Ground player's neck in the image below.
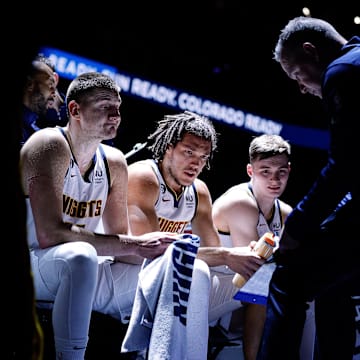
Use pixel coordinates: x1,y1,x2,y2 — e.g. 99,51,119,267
64,126,98,175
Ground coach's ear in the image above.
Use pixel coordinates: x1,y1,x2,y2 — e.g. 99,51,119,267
303,42,319,61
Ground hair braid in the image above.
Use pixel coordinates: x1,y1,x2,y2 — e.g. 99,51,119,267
147,111,218,169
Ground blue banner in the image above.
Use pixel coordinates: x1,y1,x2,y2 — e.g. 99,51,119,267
41,47,329,150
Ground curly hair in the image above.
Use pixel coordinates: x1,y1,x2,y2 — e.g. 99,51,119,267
147,111,218,169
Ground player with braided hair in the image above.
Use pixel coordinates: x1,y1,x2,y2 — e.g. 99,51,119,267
127,111,265,356
147,110,217,170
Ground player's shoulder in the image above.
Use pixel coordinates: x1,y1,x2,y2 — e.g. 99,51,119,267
21,127,67,155
278,199,293,215
213,182,256,212
128,159,154,173
100,144,128,175
128,159,158,183
28,126,64,142
218,182,251,201
128,158,152,169
193,177,210,192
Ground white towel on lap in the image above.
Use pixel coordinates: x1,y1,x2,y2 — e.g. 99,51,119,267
121,234,200,359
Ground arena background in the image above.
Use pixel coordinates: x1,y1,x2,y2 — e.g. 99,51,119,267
4,1,359,357
15,1,359,207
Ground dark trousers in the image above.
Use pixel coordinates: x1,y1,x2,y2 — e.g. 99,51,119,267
256,227,360,360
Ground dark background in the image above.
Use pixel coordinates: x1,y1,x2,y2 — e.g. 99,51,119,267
16,1,359,207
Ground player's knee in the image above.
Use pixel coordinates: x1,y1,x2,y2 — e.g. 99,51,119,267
192,258,211,291
59,242,98,277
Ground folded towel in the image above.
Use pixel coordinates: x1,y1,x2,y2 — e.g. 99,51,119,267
121,234,200,359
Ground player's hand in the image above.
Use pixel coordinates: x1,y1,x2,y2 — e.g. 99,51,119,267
226,246,265,280
133,232,178,259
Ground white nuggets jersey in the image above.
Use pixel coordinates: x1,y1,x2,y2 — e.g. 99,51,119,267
218,182,283,247
144,159,198,233
26,127,110,250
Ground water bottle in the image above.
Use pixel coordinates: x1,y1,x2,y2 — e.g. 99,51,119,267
232,232,277,288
